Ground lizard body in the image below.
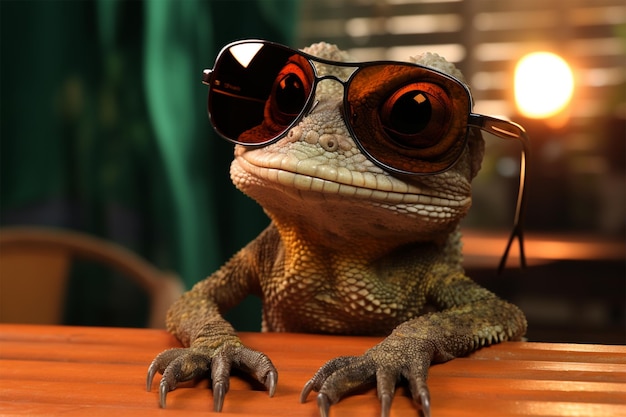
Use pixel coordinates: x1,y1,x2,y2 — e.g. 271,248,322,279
148,41,527,417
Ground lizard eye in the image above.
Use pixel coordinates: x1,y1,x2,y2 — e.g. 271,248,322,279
380,83,453,149
268,61,313,128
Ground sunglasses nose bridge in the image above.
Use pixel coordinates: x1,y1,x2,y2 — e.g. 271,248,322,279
313,74,348,94
304,74,348,116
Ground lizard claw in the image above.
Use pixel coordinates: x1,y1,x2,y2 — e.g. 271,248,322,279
266,370,278,397
316,393,331,417
146,361,158,392
159,379,170,408
300,379,316,403
213,381,227,412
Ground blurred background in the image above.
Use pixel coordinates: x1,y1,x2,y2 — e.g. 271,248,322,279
1,0,624,343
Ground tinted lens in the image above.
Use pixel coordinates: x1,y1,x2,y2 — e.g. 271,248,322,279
347,64,472,174
208,42,315,145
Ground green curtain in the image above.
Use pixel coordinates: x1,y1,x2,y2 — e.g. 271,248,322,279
0,0,300,328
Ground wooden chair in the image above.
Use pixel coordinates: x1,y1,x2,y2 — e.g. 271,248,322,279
0,226,184,328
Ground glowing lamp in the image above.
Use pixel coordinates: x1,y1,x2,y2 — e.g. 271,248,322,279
514,52,574,119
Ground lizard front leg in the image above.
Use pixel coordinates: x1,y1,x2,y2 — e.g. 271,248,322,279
146,299,277,411
301,272,527,417
147,227,280,411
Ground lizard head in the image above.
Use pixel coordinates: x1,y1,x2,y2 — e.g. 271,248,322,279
229,42,484,247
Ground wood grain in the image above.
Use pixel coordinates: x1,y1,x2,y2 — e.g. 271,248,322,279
0,324,624,416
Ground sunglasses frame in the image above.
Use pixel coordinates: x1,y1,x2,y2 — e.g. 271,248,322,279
202,39,530,271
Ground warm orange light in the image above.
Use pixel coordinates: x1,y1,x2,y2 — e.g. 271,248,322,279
514,52,574,119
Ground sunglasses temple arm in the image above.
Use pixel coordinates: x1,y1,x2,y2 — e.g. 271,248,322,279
469,114,530,273
499,145,528,273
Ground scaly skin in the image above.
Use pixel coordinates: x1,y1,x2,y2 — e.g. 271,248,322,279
147,42,527,416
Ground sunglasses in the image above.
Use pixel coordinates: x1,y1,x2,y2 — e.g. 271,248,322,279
202,39,530,271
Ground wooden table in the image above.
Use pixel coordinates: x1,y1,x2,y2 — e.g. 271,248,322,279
1,324,625,416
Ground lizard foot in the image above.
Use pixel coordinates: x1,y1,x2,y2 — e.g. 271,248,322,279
147,343,277,411
300,341,432,417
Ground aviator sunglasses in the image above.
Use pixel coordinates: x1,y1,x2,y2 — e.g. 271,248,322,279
202,39,530,271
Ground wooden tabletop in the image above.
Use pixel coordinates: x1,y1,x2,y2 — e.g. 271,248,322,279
1,324,625,417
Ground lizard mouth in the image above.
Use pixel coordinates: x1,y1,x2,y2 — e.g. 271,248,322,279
232,150,471,211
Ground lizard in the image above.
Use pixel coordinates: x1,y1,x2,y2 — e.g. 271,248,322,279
147,40,528,417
